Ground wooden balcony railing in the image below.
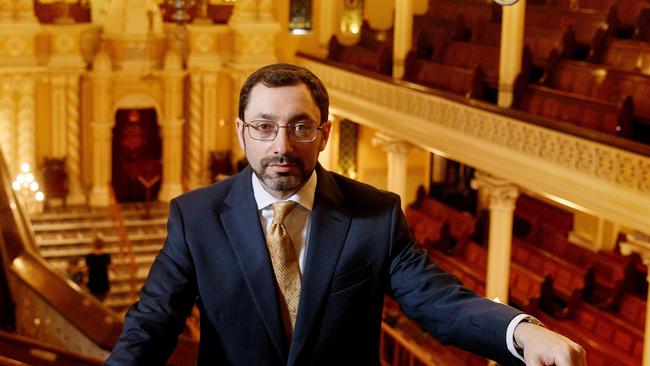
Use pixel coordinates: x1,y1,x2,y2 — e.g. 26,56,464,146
297,53,650,234
380,322,439,366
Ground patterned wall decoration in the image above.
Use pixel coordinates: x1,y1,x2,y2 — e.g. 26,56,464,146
338,119,359,178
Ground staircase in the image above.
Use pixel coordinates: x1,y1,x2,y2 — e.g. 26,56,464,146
30,202,169,315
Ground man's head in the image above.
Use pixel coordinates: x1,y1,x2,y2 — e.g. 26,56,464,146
238,63,329,125
236,64,331,199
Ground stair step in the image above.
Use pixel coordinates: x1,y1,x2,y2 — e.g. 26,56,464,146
33,217,167,232
35,232,166,247
30,203,171,317
31,204,169,222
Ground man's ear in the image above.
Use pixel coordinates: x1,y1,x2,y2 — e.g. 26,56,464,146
235,118,245,150
319,121,332,152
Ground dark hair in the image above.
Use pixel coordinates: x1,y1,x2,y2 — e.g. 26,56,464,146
92,238,104,250
238,63,329,124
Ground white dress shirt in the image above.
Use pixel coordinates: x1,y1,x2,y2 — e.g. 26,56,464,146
251,171,529,362
252,171,317,273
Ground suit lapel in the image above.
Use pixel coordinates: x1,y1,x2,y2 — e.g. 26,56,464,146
220,168,289,362
288,166,351,365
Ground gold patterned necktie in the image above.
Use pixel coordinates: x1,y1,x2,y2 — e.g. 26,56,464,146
266,201,301,338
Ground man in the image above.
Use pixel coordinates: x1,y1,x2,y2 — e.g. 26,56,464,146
107,64,586,365
85,238,113,302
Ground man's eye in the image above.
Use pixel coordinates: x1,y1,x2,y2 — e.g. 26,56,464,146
255,123,274,131
293,123,311,131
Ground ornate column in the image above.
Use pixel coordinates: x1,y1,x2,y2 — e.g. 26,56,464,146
66,74,85,204
429,152,447,196
187,23,227,185
318,115,339,171
201,73,219,184
186,73,203,190
50,75,68,158
0,78,16,172
230,0,256,22
392,0,413,79
620,232,650,366
471,171,519,303
431,153,447,183
372,132,413,210
228,3,280,65
227,0,280,162
16,76,35,172
258,0,274,21
158,48,185,202
0,0,14,23
15,0,37,23
497,1,526,107
89,50,113,207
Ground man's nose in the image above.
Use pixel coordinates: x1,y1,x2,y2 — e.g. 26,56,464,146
272,126,294,154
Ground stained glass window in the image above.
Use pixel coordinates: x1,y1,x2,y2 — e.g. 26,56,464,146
340,0,363,34
289,0,312,34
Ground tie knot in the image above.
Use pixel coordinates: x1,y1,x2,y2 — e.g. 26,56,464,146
271,201,297,225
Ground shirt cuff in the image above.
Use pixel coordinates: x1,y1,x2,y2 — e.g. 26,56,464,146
506,313,531,363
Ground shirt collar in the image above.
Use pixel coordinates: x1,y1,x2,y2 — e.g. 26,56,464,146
252,170,317,211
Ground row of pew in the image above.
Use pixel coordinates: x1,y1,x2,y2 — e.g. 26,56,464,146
328,0,649,77
405,190,647,366
327,0,650,143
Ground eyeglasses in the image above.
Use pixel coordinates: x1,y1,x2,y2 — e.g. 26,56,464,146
242,120,324,142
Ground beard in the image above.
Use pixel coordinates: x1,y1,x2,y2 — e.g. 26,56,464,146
252,154,313,193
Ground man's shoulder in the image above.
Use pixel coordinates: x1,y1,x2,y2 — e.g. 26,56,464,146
172,171,245,209
325,170,400,208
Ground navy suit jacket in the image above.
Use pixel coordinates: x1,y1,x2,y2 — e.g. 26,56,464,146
106,165,524,366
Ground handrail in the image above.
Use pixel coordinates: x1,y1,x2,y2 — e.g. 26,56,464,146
108,188,138,304
0,152,123,348
0,355,27,366
0,149,198,365
0,330,102,366
0,148,199,363
380,322,439,366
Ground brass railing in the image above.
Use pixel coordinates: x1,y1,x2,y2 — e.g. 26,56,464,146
109,189,139,303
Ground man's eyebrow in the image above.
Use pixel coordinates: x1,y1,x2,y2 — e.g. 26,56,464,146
251,113,275,120
288,113,316,123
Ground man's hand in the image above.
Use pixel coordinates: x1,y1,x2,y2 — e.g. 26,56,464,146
514,321,586,366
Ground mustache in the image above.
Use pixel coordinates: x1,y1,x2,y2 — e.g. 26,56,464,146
260,155,303,167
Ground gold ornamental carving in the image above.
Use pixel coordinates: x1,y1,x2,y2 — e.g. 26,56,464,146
53,33,76,54
194,33,215,54
4,36,27,57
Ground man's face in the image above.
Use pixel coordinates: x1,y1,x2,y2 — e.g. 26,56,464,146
236,83,331,199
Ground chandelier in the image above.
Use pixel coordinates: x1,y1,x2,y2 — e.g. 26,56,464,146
12,163,45,214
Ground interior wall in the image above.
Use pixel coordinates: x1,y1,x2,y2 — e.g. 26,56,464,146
364,0,394,30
